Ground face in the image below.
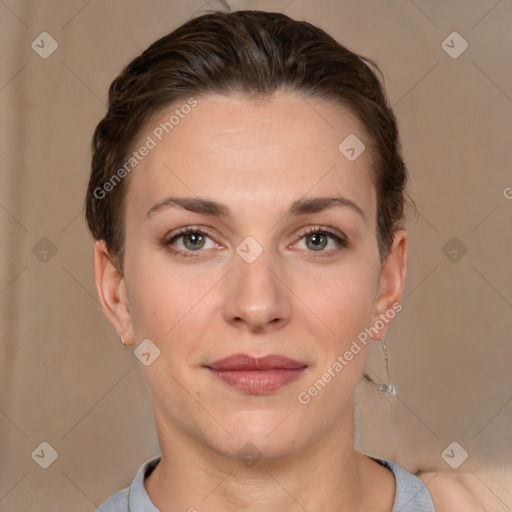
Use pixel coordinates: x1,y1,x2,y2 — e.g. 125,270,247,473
95,91,407,463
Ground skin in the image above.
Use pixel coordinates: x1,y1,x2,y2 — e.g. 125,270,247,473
94,91,408,511
416,470,511,511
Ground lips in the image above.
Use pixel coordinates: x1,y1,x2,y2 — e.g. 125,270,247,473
207,354,307,371
205,354,307,395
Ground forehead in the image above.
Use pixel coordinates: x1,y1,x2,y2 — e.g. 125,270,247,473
124,91,376,222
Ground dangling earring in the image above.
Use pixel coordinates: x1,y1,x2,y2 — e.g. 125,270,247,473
378,335,397,396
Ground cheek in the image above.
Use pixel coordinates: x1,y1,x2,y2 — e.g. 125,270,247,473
126,251,219,346
125,224,380,347
294,267,376,404
292,257,379,340
326,274,376,337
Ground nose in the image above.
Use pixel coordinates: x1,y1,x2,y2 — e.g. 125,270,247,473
222,244,292,333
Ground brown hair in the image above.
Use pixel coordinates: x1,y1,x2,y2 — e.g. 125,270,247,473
85,9,413,272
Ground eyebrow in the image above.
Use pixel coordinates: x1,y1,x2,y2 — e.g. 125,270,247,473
146,195,366,222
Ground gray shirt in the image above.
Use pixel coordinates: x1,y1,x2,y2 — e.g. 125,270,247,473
96,455,435,511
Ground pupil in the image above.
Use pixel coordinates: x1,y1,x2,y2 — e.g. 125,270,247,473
185,233,204,250
308,233,326,251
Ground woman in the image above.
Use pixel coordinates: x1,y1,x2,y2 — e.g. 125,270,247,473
85,8,482,512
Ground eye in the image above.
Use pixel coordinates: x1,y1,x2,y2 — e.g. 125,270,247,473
164,225,347,259
293,226,347,254
164,227,218,258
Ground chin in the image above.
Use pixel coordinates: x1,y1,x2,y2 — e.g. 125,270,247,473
210,410,307,463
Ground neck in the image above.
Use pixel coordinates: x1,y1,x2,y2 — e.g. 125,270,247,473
144,410,386,512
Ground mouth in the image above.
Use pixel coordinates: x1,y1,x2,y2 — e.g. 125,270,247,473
204,353,308,395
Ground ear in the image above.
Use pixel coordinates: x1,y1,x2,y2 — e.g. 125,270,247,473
94,240,135,345
370,229,407,340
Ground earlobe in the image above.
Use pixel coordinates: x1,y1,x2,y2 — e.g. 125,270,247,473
93,240,135,345
371,230,408,339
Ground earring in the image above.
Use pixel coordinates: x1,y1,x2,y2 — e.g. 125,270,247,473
378,335,397,396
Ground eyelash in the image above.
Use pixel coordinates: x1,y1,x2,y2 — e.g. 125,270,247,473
163,225,347,259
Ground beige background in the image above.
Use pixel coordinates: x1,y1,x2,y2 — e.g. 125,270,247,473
0,0,511,510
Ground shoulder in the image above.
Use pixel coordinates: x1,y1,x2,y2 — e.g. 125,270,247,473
368,456,435,511
95,455,162,512
96,487,129,512
415,470,504,512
